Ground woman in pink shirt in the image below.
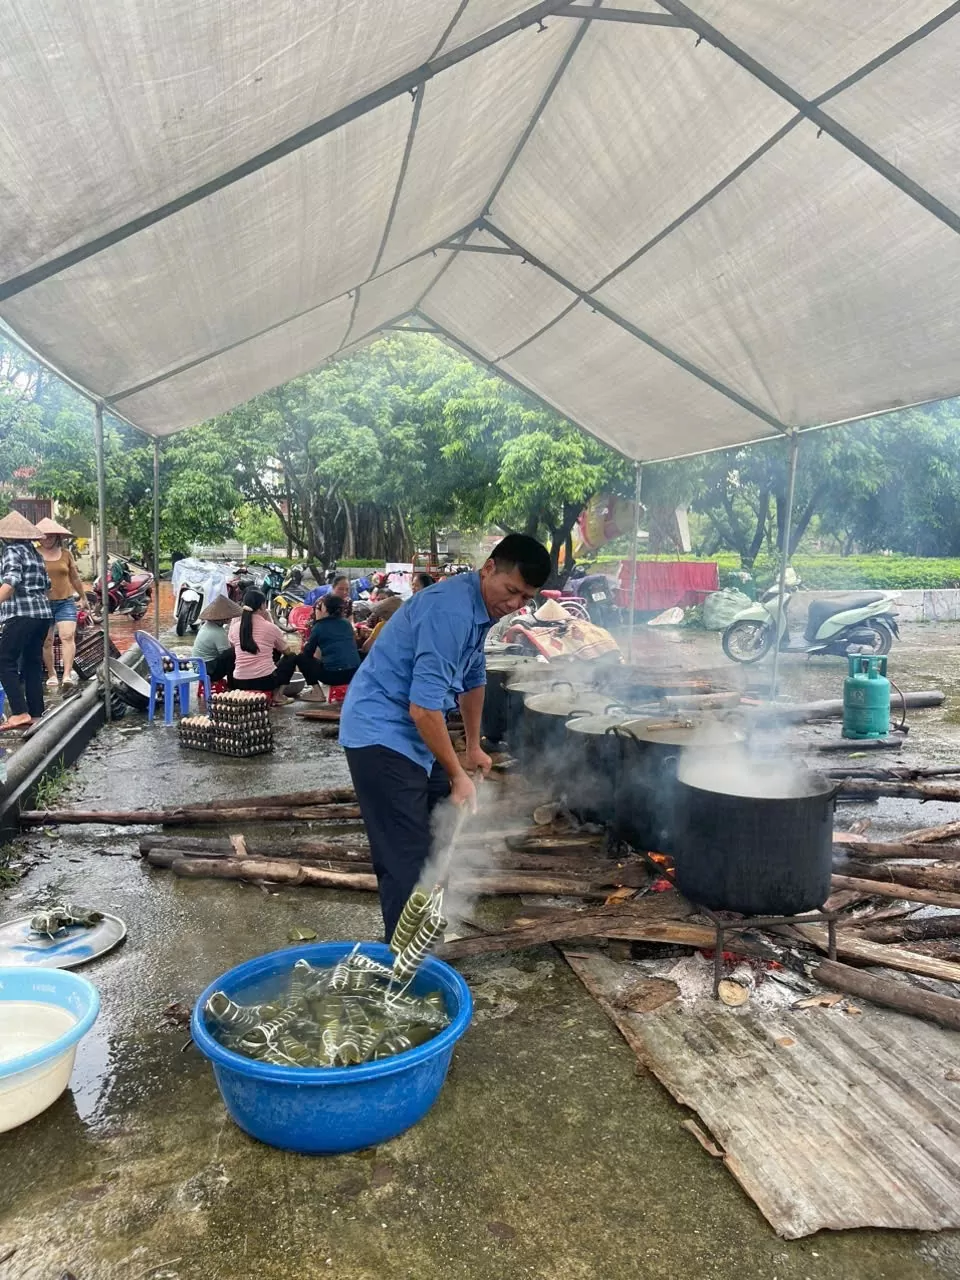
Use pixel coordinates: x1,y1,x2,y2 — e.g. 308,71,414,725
227,590,299,704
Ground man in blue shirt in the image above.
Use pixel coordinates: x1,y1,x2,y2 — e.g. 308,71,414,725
340,534,551,939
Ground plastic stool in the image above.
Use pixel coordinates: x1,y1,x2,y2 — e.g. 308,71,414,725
326,684,349,705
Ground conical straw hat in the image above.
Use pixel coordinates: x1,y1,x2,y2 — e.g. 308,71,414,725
200,593,243,622
36,516,73,536
0,509,43,540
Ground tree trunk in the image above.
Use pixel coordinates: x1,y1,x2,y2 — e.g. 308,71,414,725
742,487,769,571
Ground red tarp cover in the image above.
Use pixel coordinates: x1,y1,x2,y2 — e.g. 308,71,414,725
615,561,719,612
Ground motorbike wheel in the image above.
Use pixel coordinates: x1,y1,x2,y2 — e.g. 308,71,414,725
272,601,296,632
847,621,893,657
175,608,188,636
722,620,773,664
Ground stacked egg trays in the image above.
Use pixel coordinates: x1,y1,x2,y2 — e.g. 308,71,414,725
178,690,274,757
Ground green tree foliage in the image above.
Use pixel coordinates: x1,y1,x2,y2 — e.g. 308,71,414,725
210,333,628,571
0,337,243,561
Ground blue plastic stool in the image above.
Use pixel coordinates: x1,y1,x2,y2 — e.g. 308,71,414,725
133,631,211,726
0,684,5,722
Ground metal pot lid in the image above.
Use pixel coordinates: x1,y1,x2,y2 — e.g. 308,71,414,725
505,665,578,689
566,711,636,735
615,717,743,748
523,691,626,718
486,655,537,673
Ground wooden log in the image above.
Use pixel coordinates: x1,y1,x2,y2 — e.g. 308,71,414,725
160,855,606,898
832,841,960,862
193,787,355,811
830,873,960,911
20,803,362,826
836,779,960,803
440,914,719,960
811,959,960,1032
139,834,368,857
661,692,741,710
826,765,960,782
838,860,960,893
170,857,379,890
856,916,960,944
793,923,960,985
750,689,944,723
902,819,960,844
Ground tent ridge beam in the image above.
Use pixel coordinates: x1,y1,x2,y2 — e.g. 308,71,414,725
415,308,637,465
656,0,960,237
479,218,791,435
0,0,571,303
107,222,476,403
553,6,689,25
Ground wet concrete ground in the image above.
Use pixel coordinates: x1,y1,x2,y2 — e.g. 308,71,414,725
3,624,960,1277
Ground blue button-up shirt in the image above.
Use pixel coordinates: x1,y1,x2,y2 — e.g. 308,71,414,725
340,571,491,773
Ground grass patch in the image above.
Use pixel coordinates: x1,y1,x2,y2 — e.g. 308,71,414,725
32,759,71,810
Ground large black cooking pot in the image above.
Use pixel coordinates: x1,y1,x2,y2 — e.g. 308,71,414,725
521,691,629,783
672,766,837,916
482,656,536,744
614,720,743,855
564,712,635,825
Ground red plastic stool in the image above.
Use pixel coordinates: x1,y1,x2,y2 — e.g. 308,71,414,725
327,684,349,704
198,678,229,704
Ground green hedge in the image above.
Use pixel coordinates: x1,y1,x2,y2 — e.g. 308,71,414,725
594,553,960,591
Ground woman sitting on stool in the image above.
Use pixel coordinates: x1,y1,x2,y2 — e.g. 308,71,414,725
192,593,242,682
299,594,361,694
227,589,299,705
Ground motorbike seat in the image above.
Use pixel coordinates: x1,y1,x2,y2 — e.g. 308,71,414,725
805,593,887,640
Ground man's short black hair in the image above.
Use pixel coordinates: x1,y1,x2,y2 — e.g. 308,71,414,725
413,571,434,590
488,534,551,587
323,594,346,619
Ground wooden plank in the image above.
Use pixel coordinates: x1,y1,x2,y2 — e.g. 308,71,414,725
563,950,960,1237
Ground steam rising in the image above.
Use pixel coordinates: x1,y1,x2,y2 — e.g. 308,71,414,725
416,783,500,933
678,739,820,799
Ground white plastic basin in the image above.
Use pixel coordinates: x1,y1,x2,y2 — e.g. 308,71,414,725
0,968,100,1132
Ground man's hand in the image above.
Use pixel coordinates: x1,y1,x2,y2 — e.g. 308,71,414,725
463,744,492,777
450,768,478,812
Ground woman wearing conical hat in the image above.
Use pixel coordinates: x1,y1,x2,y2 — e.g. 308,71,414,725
0,510,52,730
36,517,85,690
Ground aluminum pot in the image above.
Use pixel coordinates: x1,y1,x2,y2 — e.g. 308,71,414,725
502,670,589,755
521,691,630,783
564,712,636,825
672,767,836,915
613,719,743,855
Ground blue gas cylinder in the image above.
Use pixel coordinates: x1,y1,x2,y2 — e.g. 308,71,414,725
842,655,890,739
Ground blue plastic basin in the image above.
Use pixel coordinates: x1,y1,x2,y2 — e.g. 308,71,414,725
191,942,472,1154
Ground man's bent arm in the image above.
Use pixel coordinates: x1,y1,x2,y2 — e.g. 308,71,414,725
409,704,465,779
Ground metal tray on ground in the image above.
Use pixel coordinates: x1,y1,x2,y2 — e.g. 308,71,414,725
0,912,127,969
107,658,152,709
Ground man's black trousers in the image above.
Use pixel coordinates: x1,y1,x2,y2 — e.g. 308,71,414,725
344,744,450,941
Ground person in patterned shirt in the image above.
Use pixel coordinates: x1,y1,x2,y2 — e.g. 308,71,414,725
0,511,53,730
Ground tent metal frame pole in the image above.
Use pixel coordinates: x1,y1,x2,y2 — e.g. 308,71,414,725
769,433,799,702
152,438,161,638
93,401,112,722
627,461,643,662
554,6,687,23
656,0,960,239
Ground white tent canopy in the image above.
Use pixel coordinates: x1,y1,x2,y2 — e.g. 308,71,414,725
2,0,960,461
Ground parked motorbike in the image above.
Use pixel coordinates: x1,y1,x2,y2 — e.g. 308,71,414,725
566,567,620,628
174,575,208,636
272,568,308,631
721,571,900,663
87,557,153,621
226,563,258,604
